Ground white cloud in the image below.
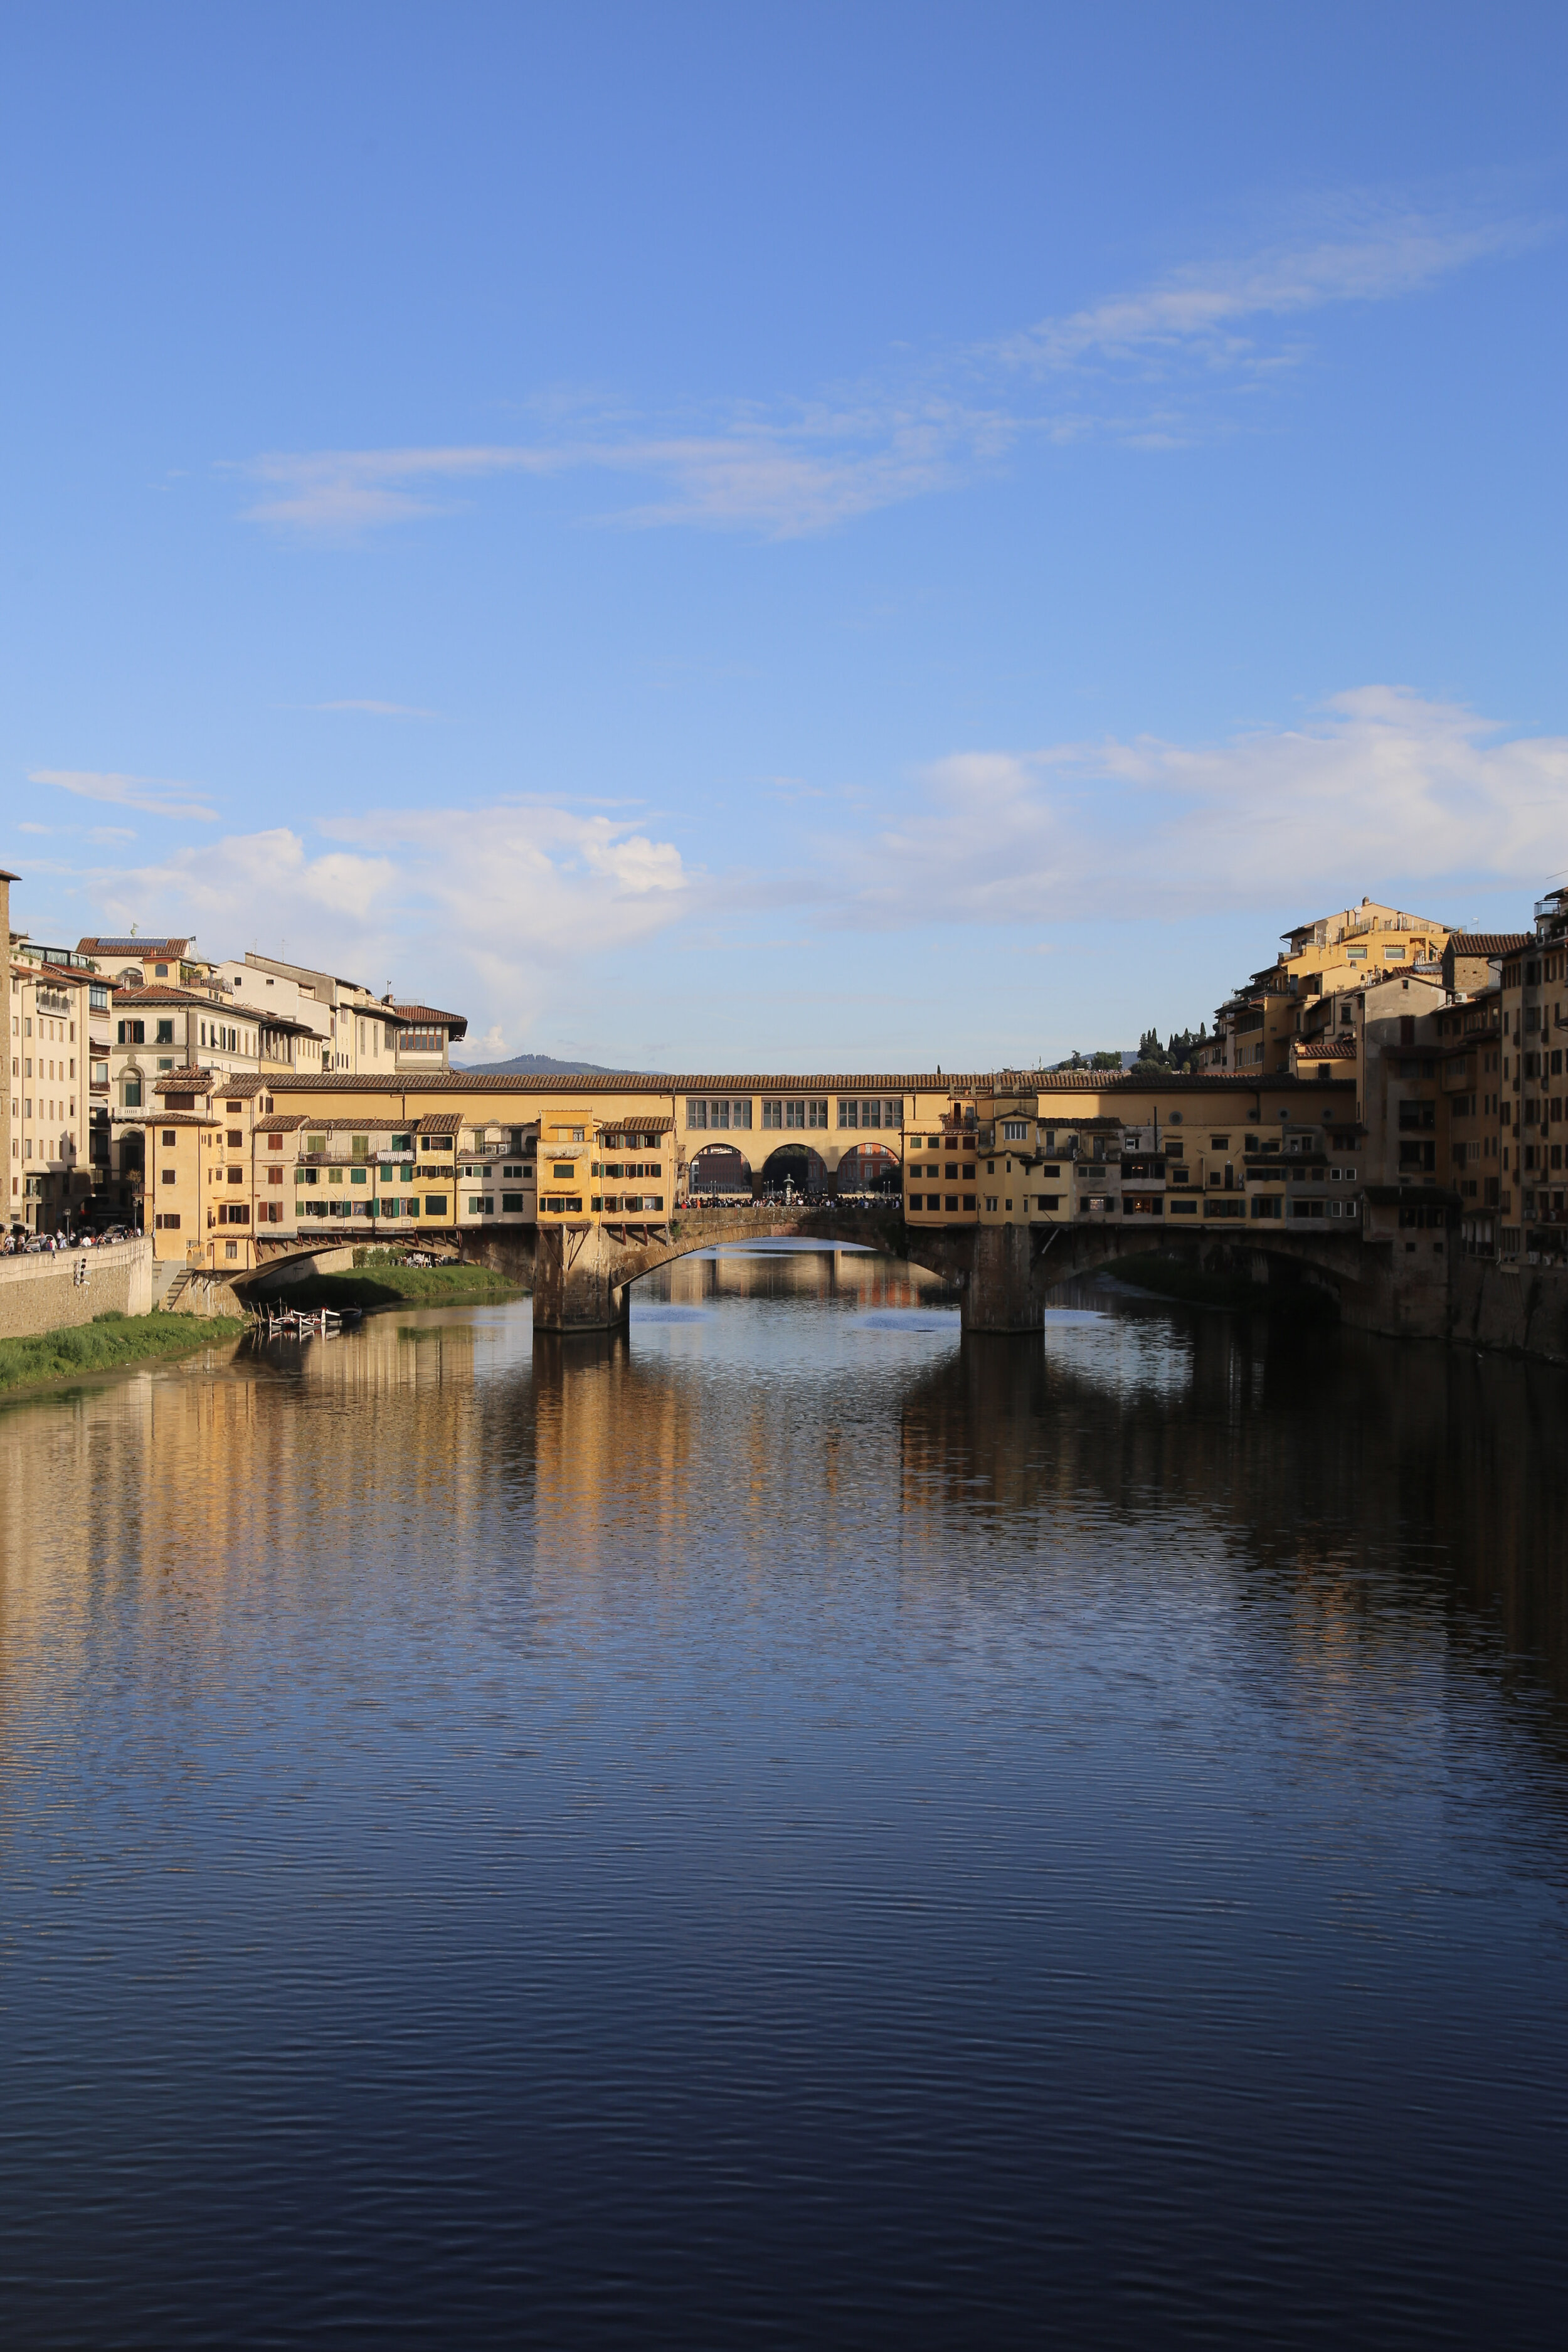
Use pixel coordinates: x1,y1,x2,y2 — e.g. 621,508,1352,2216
70,802,692,1057
31,768,218,822
234,193,1548,539
824,687,1568,928
17,820,50,835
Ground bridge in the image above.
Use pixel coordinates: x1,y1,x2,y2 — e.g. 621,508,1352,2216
220,1063,1438,1339
458,1202,1384,1335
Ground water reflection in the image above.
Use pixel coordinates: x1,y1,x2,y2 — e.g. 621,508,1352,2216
1,1250,1567,2346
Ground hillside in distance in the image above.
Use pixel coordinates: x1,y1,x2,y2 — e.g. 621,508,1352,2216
452,1051,644,1076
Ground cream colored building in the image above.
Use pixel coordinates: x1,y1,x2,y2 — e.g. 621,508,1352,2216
8,941,94,1234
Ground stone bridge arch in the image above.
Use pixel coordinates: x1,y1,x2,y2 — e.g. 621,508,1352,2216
459,1205,1379,1337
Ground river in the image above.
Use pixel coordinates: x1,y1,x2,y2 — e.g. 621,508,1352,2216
2,1242,1566,2346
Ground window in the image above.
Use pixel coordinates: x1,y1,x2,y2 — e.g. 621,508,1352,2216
501,1193,526,1213
762,1101,783,1130
424,1195,449,1216
351,1167,368,1185
117,1020,145,1045
154,1212,181,1231
160,1166,176,1185
89,983,109,1011
161,1128,176,1147
1209,1135,1229,1150
156,1020,175,1044
124,1079,142,1108
785,1100,805,1130
1002,1121,1028,1142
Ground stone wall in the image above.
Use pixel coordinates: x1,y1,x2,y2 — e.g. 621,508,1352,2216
1448,1258,1568,1365
0,1238,153,1341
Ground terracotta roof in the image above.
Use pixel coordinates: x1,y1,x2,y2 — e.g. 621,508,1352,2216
296,1115,416,1131
78,937,193,958
417,1111,464,1135
129,1111,219,1128
1446,933,1532,958
1296,1037,1357,1060
111,985,218,1007
154,1066,215,1092
255,1067,1353,1101
15,958,93,988
258,1115,307,1133
598,1115,673,1133
393,1004,470,1039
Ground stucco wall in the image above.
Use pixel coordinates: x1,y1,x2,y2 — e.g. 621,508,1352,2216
0,1237,153,1340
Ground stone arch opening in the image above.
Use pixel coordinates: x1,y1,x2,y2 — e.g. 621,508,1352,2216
835,1141,901,1198
758,1143,829,1200
687,1142,752,1200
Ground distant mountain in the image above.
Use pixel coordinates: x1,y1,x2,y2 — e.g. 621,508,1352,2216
452,1051,645,1076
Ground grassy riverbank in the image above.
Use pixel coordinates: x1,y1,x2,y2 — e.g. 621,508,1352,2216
1106,1250,1338,1320
277,1254,523,1315
0,1308,250,1397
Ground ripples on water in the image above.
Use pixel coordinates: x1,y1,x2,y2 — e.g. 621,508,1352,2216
2,1242,1567,2347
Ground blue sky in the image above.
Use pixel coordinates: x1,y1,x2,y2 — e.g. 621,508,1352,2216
3,4,1565,1067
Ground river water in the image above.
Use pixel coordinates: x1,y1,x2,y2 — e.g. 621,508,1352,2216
3,1243,1567,2348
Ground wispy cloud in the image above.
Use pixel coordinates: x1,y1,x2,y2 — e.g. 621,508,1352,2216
31,768,218,822
236,192,1548,540
991,198,1542,380
310,699,441,720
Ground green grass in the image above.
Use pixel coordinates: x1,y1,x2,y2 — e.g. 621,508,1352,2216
1107,1250,1338,1320
0,1309,250,1396
275,1259,522,1314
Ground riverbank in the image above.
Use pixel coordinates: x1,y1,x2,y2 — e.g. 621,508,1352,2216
0,1308,250,1398
278,1257,524,1315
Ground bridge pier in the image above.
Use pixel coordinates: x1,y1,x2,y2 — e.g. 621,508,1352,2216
532,1225,632,1333
960,1224,1043,1335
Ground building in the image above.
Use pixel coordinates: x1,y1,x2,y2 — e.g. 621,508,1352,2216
391,1003,469,1073
1497,895,1568,1264
8,939,95,1234
1,867,14,1222
242,953,407,1074
1202,899,1452,1076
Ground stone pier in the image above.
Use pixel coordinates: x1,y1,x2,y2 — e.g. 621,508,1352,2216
959,1223,1044,1335
531,1223,634,1333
